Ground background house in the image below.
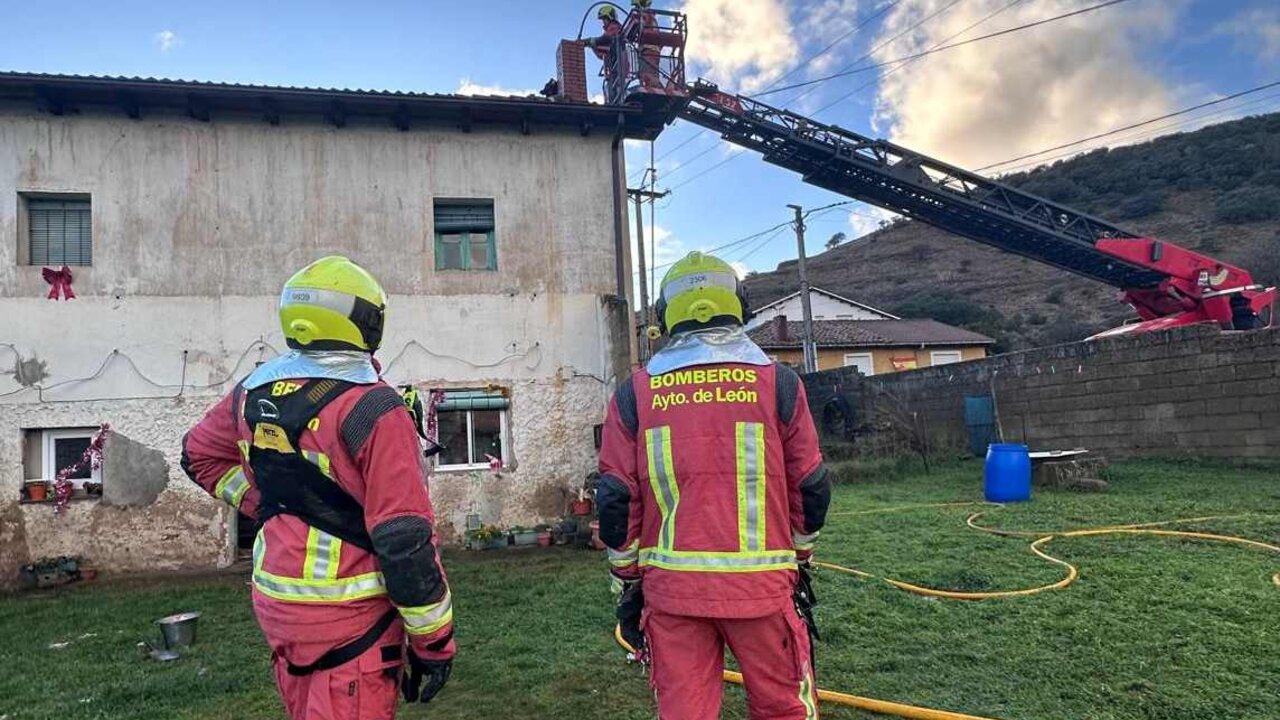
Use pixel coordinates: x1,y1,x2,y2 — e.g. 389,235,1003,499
0,72,659,585
746,286,898,329
749,315,994,375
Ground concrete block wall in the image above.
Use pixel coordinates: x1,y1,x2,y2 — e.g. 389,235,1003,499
802,325,1280,459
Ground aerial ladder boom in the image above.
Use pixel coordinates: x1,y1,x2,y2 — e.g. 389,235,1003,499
599,7,1276,337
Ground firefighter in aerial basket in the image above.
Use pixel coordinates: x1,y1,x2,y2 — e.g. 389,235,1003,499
597,251,832,719
182,256,455,718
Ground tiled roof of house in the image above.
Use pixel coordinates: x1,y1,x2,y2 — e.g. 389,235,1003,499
748,318,995,348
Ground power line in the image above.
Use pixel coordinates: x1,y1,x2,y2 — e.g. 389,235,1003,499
994,92,1280,175
979,79,1280,171
668,0,980,190
810,0,1026,116
758,0,1134,98
632,0,901,183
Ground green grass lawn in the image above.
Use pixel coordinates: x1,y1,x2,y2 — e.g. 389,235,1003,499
2,458,1278,720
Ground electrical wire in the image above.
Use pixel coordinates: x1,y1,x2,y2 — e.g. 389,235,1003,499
993,91,1280,175
665,0,971,187
631,0,902,184
978,79,1280,171
758,0,1135,98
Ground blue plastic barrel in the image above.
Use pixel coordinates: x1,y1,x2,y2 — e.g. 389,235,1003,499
984,443,1031,503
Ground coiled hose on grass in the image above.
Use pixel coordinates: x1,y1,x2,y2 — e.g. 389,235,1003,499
615,504,1280,718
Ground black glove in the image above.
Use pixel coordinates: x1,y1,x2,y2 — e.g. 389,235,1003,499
616,581,646,659
794,564,820,642
402,652,452,704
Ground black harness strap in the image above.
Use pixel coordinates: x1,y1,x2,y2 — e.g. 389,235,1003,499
286,609,399,676
243,378,376,553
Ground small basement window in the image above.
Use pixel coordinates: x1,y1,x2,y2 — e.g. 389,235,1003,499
22,194,92,266
22,428,102,499
434,389,509,471
434,199,496,271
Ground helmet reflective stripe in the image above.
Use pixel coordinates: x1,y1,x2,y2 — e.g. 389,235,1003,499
279,256,386,352
279,287,358,317
660,270,739,303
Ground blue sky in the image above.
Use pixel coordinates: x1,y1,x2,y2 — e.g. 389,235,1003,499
3,0,1278,287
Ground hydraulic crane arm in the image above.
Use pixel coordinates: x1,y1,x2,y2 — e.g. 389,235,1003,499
679,82,1165,290
594,6,1275,336
674,82,1275,336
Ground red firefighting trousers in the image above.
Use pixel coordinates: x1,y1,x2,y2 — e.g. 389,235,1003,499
269,620,404,720
645,609,819,720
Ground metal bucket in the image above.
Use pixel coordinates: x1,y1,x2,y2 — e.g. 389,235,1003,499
156,612,201,650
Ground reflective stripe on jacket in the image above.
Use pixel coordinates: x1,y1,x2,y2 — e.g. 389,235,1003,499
598,361,827,618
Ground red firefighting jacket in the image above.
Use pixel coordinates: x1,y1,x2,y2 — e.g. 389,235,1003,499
182,375,455,662
589,19,623,61
598,362,829,618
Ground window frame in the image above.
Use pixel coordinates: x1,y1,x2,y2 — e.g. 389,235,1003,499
434,407,510,472
842,352,875,376
930,350,963,366
432,198,497,271
37,428,102,486
19,192,93,267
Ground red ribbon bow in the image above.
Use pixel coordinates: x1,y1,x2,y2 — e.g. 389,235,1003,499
42,265,76,300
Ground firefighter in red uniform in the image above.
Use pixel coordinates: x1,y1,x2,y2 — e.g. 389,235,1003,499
631,0,662,89
583,5,623,63
598,251,831,719
182,256,455,719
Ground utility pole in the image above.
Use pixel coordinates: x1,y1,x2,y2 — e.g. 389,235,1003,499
788,204,818,374
629,187,669,360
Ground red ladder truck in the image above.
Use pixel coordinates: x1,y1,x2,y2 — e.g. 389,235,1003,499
594,6,1276,338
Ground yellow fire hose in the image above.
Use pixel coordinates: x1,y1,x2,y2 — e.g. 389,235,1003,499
613,503,1280,719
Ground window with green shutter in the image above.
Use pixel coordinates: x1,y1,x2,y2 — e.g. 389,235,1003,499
433,199,496,271
25,196,92,266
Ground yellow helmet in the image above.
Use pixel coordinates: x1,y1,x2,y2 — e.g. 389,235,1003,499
632,0,652,7
279,256,388,352
655,251,747,334
598,5,617,20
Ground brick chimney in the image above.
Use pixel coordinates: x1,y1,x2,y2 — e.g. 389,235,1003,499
556,40,589,103
773,314,789,342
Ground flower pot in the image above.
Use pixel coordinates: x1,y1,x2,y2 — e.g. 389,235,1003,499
512,531,540,547
570,499,593,516
25,482,49,502
84,482,103,497
537,531,552,547
483,537,506,550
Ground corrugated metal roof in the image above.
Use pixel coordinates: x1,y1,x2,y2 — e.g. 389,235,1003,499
749,318,995,348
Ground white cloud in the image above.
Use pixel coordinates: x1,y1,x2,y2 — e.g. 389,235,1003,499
155,30,180,53
455,78,538,97
846,205,897,238
870,0,1181,169
798,0,867,74
679,0,799,92
1215,7,1280,61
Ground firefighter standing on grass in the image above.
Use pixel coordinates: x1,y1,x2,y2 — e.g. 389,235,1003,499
182,256,455,719
597,251,832,719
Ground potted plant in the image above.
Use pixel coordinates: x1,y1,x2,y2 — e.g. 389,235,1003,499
84,482,103,497
511,526,540,547
535,524,553,547
466,525,506,551
24,481,49,502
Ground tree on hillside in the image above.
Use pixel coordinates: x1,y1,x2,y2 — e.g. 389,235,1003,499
825,232,846,250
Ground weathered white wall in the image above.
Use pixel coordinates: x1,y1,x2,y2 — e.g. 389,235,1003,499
746,290,894,329
0,106,626,585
